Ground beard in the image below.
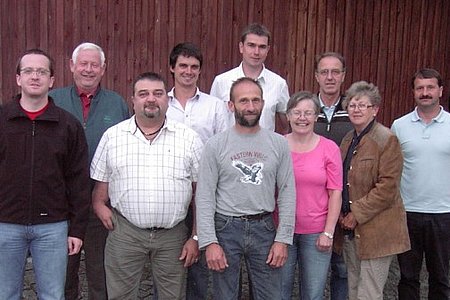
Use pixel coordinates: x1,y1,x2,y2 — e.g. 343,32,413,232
143,104,161,119
235,110,261,127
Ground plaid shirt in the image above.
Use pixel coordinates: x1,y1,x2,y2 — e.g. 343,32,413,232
91,116,203,228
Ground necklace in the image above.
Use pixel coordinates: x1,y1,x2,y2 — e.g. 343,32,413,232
136,119,165,137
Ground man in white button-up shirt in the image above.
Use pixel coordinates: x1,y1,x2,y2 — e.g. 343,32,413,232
210,23,290,134
91,72,203,300
167,42,229,144
165,43,229,300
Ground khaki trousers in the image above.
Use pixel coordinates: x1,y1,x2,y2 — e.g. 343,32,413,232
343,236,393,300
105,210,188,300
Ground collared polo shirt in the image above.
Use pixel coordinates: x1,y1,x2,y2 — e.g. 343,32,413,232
210,63,290,131
391,107,450,213
90,116,203,228
167,87,229,144
319,94,340,122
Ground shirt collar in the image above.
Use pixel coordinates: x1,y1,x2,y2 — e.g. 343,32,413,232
412,106,445,123
75,85,100,98
318,94,340,108
238,62,267,84
168,87,200,103
125,115,177,135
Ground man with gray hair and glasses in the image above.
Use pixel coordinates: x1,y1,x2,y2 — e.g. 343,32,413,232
314,51,353,300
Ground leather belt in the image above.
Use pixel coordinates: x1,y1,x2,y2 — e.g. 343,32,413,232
233,212,271,221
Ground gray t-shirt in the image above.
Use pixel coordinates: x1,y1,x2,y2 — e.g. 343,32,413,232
196,127,296,248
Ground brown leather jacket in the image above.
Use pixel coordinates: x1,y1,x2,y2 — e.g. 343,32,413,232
335,122,410,259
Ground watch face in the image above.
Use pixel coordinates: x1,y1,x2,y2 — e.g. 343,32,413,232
192,235,199,241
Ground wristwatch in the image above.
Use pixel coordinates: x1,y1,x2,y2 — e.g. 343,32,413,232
191,235,199,241
322,232,334,239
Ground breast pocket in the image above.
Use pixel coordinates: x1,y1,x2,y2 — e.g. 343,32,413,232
162,147,190,180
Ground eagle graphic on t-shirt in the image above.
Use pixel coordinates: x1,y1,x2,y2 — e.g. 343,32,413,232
232,160,264,185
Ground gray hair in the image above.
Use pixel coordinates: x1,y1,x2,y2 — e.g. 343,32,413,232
344,81,381,107
72,42,105,66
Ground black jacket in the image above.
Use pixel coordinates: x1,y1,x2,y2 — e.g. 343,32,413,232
314,97,353,145
0,97,90,239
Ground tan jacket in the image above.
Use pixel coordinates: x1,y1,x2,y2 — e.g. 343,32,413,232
335,122,410,260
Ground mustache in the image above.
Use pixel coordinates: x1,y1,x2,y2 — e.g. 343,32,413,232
419,96,433,100
144,103,159,108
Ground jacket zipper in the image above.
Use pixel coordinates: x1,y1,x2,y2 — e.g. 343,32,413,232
28,120,36,224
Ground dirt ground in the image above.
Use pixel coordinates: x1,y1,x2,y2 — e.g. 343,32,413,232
24,253,434,299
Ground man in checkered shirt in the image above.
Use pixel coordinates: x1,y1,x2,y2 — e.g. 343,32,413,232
90,72,203,300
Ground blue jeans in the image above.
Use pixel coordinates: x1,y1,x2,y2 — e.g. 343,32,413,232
212,213,281,300
0,221,68,300
330,251,348,300
281,233,331,300
187,250,209,299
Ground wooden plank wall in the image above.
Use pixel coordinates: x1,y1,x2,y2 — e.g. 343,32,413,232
1,0,449,126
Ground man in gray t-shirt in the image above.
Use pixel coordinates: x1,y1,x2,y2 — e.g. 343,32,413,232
196,77,295,299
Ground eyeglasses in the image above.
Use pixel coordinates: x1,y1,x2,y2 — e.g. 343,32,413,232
347,103,374,111
317,69,344,77
20,68,51,77
289,110,316,118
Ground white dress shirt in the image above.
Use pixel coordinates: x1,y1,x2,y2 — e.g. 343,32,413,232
210,63,290,131
167,87,229,144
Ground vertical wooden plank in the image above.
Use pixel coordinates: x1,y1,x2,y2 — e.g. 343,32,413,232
386,0,406,125
398,0,415,116
213,0,234,78
441,0,450,109
294,0,309,92
272,0,291,82
369,0,381,89
324,0,336,52
232,0,248,66
342,0,356,85
315,0,326,55
124,0,136,98
39,1,48,50
283,0,298,93
261,0,275,70
333,0,346,53
0,0,7,102
303,0,318,90
171,0,185,46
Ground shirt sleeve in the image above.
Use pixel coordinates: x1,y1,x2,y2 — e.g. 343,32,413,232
90,130,111,182
326,142,343,191
276,80,290,113
210,77,227,102
66,121,90,239
274,138,296,244
189,132,204,182
196,139,221,249
214,100,231,134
